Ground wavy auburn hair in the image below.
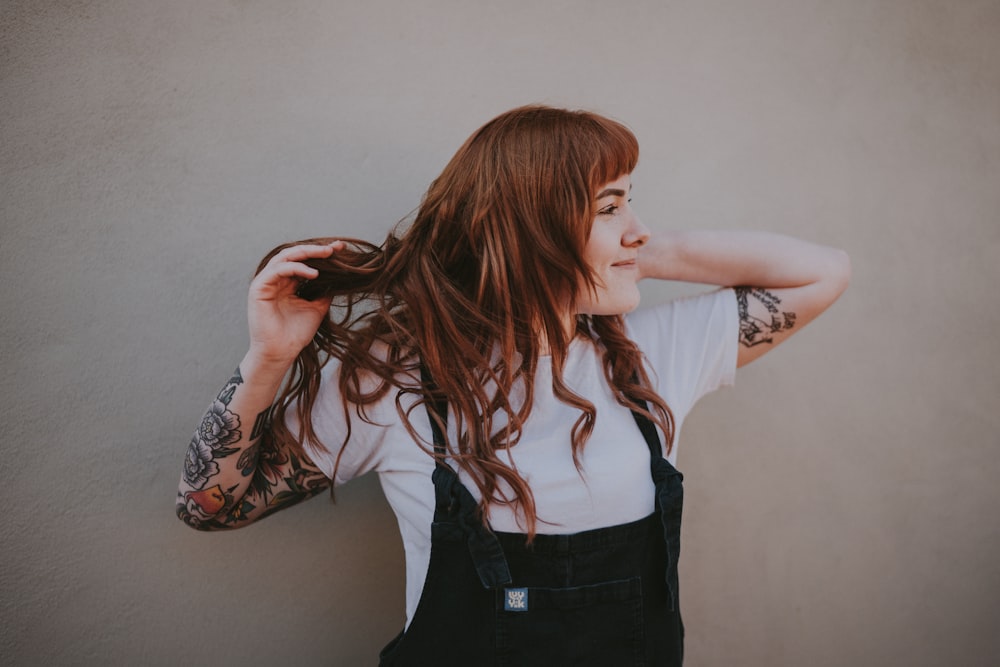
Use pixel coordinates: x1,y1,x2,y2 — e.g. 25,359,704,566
264,105,675,537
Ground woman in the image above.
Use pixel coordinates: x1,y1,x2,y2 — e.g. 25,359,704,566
177,105,850,665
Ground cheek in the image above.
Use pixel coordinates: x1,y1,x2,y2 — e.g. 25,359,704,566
583,230,617,266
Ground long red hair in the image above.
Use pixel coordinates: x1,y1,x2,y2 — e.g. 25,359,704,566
263,105,675,537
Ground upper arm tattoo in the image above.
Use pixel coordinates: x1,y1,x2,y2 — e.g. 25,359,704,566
735,286,797,348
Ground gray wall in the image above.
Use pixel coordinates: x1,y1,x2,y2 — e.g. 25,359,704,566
2,1,998,665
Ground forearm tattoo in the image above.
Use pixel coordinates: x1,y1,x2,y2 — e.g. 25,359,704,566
181,369,244,491
735,286,797,348
176,368,327,529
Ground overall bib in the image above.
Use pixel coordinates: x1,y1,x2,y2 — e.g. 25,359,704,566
379,386,685,666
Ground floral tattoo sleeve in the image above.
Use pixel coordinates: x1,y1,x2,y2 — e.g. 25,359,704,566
176,368,328,529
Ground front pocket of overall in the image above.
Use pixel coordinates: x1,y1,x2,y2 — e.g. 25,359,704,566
495,577,644,667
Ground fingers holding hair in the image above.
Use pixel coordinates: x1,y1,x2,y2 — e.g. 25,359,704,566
252,240,343,301
255,239,343,276
254,236,386,302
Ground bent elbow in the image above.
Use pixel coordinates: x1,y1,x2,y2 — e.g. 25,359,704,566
177,501,212,531
176,498,234,532
830,248,852,295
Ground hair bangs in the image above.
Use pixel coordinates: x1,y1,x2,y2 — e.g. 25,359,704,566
584,115,639,193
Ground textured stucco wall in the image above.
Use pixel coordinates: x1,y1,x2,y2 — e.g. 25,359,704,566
2,1,998,665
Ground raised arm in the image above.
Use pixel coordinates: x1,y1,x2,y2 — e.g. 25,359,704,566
176,242,343,530
638,230,851,367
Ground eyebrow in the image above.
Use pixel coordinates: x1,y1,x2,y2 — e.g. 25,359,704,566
595,184,632,199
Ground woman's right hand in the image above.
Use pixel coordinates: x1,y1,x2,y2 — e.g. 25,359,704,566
177,241,341,531
246,241,342,366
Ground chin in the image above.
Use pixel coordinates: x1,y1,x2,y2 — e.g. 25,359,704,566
620,299,641,314
577,287,642,317
591,298,641,317
618,291,642,313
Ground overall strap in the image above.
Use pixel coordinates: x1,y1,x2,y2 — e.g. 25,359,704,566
628,398,666,461
629,396,684,612
419,365,512,589
419,365,450,462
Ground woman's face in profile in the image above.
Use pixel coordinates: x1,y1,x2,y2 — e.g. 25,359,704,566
576,173,650,317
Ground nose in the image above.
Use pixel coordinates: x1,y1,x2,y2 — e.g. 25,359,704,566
623,211,650,248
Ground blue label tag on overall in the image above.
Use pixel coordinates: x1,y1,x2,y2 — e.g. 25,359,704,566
504,588,528,611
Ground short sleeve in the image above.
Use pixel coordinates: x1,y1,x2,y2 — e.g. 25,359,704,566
624,288,738,419
283,357,389,485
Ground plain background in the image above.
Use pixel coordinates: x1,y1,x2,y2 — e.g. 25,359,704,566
2,1,998,665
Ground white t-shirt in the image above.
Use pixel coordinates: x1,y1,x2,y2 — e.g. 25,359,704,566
294,288,738,627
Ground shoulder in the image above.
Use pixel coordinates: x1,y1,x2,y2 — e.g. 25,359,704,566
625,288,737,350
624,289,739,414
295,344,422,483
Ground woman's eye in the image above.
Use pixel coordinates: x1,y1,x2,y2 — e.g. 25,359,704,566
598,198,631,216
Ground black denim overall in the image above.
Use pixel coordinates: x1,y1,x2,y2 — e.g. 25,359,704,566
379,387,685,666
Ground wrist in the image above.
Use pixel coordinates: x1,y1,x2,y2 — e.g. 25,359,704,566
638,230,689,281
242,347,297,382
